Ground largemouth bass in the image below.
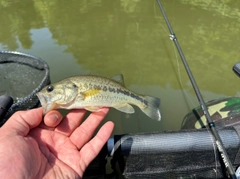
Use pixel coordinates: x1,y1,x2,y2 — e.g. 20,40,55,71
36,74,161,121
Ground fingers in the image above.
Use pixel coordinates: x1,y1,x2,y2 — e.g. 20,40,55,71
54,109,87,136
79,121,114,168
43,110,63,128
70,108,110,149
40,108,108,137
2,108,43,136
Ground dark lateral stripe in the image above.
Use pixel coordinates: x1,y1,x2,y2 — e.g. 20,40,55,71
92,84,148,105
106,87,148,105
108,87,116,93
130,92,148,105
94,84,101,90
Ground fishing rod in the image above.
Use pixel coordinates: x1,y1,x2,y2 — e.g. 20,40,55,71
156,0,237,178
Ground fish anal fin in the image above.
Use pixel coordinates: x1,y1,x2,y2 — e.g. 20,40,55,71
114,104,135,114
82,89,101,99
111,74,125,86
85,106,102,112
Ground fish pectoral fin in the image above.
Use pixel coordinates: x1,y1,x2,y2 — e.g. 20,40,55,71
114,104,135,114
85,106,102,112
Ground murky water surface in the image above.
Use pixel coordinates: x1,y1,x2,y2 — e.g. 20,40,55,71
1,0,240,133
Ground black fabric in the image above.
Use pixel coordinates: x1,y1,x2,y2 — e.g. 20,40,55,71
109,127,240,179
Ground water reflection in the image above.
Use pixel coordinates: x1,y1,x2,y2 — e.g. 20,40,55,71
0,0,240,131
180,0,240,20
0,0,43,49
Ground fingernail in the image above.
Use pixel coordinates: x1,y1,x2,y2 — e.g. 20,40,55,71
49,114,59,123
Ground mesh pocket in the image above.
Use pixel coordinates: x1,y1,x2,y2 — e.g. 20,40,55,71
0,51,50,125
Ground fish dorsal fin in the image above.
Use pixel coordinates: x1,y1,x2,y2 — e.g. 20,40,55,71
111,74,125,86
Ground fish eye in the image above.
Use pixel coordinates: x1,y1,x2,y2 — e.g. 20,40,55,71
46,85,54,92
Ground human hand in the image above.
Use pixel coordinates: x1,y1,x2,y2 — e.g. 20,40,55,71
0,107,114,179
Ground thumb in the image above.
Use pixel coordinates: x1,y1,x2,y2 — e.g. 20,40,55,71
2,108,43,136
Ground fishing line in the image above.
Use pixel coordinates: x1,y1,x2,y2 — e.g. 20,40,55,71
156,0,237,178
153,1,197,109
156,2,218,177
153,1,168,35
154,2,218,177
172,38,197,108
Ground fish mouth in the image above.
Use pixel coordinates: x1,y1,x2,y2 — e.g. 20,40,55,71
36,92,49,114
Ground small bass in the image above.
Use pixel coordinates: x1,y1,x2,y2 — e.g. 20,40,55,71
36,74,161,121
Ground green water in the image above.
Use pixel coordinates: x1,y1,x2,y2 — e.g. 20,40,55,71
1,0,240,133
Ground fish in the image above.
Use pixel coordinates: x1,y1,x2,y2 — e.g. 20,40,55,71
36,74,161,121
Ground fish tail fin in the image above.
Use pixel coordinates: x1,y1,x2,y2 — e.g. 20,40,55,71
141,96,161,121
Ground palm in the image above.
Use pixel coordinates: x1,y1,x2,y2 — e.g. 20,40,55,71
0,108,114,179
29,128,82,178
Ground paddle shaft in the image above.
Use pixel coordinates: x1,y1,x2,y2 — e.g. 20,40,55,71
156,0,236,178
